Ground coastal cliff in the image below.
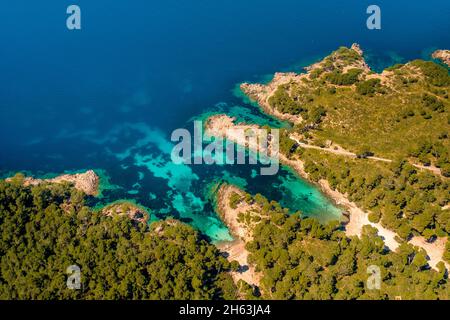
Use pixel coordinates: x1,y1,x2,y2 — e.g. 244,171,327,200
240,43,371,124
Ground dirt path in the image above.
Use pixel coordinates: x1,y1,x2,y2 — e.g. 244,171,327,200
409,237,449,270
319,179,400,251
319,179,450,271
412,164,443,176
289,135,446,178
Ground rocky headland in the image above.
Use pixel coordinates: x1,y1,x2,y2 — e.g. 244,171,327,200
432,49,450,67
6,170,100,196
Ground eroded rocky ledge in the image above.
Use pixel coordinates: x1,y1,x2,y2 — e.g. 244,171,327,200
6,170,100,196
432,49,450,67
240,43,371,124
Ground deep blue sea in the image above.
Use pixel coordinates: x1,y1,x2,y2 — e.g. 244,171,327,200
1,1,449,241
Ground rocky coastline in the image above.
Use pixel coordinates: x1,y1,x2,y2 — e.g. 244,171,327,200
432,49,450,67
6,170,100,196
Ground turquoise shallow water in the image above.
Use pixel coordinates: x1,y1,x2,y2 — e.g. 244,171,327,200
275,166,342,223
1,1,449,241
0,96,344,242
89,101,345,242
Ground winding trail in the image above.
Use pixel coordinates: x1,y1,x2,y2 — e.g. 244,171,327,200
289,135,446,178
290,134,449,270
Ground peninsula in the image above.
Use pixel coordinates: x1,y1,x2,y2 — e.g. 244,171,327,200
208,43,450,275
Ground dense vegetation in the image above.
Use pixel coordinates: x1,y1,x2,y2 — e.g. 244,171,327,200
326,68,362,86
234,45,450,299
409,139,450,177
234,191,449,300
0,178,237,299
267,46,450,165
263,45,450,240
296,149,450,240
269,84,303,115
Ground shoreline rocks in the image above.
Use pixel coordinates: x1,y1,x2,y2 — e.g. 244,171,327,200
239,43,372,125
432,49,450,67
6,170,100,196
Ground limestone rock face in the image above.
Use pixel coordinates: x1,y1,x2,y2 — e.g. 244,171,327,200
6,170,100,196
351,43,363,56
432,49,450,67
239,43,373,125
51,170,99,196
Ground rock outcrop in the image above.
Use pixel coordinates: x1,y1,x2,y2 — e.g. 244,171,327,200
6,170,99,196
432,49,450,67
240,43,370,124
350,43,363,56
102,201,149,224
